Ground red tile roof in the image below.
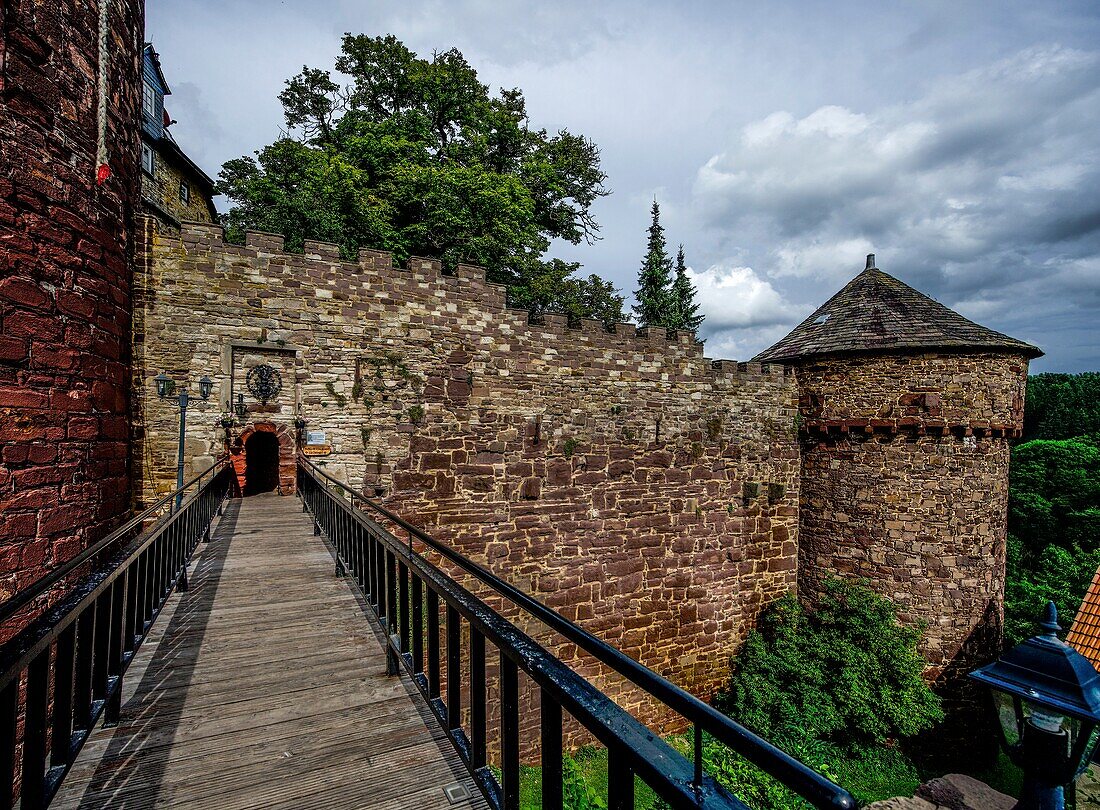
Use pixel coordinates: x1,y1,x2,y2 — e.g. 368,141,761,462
1068,565,1100,669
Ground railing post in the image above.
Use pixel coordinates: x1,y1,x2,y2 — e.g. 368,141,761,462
427,589,441,699
500,652,520,810
470,629,486,770
52,624,76,766
20,648,51,810
541,691,563,810
446,605,461,724
106,573,128,726
412,575,424,675
607,746,634,810
0,680,17,810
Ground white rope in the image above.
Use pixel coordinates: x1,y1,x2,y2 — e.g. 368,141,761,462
95,0,110,180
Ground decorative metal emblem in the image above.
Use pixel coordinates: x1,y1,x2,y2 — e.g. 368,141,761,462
246,364,282,404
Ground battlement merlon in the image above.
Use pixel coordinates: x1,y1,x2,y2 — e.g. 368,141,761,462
159,218,786,378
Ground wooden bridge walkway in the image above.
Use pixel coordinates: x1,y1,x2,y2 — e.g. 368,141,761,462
52,493,485,810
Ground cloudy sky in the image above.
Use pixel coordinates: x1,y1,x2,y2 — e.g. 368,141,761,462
148,1,1100,371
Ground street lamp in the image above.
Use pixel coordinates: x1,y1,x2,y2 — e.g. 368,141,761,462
969,602,1100,810
293,409,307,445
154,372,213,511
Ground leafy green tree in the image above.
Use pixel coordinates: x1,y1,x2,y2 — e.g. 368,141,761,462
632,200,674,327
1004,536,1100,645
1023,373,1100,441
217,34,624,324
669,244,704,332
1004,434,1100,644
717,580,942,753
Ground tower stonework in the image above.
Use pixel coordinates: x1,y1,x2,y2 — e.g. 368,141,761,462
755,258,1040,764
0,0,143,620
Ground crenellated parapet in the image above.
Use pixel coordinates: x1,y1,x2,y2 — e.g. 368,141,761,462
167,219,782,385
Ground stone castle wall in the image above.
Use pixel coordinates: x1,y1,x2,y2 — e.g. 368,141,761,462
137,217,801,713
0,0,143,620
141,146,216,225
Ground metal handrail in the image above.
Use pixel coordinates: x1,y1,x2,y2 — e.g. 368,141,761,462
0,456,229,627
298,455,855,810
0,461,234,809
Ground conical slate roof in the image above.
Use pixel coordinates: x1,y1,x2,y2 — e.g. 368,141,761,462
753,256,1041,363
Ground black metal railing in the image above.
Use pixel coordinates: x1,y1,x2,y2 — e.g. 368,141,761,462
297,456,855,810
0,459,235,809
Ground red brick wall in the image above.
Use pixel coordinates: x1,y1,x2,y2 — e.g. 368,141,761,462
0,0,142,624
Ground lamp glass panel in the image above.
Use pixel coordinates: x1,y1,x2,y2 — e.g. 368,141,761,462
994,690,1023,746
1023,699,1079,745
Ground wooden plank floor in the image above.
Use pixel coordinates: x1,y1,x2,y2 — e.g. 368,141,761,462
53,493,486,810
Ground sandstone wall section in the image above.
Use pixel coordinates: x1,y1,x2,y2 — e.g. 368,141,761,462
137,218,801,709
795,353,1028,671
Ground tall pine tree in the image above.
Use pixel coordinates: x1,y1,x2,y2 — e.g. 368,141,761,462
632,200,674,326
671,244,704,331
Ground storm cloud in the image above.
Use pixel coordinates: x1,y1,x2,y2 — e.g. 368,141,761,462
148,1,1100,370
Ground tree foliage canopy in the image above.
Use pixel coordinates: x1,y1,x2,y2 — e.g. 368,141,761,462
1023,373,1100,440
671,244,704,332
1005,433,1100,644
631,203,704,332
632,200,674,327
217,34,624,324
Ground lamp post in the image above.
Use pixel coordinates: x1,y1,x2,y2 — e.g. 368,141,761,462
154,372,213,511
293,409,307,446
969,602,1100,810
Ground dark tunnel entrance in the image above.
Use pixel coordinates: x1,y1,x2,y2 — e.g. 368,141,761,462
243,431,280,495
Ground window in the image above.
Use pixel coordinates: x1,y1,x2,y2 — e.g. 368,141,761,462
142,80,158,121
179,180,190,204
141,142,154,176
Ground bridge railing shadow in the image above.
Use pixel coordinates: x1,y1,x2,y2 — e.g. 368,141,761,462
60,499,241,809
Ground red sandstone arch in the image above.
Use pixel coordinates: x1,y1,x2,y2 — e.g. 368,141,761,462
231,422,297,495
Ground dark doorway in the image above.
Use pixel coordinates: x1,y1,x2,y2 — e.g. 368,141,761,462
243,431,280,495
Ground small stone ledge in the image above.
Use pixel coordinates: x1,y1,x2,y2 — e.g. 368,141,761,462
244,230,284,251
303,239,341,260
803,418,1022,440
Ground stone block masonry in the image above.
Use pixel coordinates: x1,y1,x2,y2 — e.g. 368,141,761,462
794,351,1029,766
795,353,1027,671
137,217,802,722
0,0,143,630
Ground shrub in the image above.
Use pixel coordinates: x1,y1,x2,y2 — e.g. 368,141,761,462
717,579,942,753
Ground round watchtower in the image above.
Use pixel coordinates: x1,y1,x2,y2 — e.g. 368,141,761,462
755,256,1041,686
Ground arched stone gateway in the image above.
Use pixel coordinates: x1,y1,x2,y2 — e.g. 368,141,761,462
231,422,296,495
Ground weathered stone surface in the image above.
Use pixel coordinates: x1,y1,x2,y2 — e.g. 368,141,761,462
867,773,1014,810
794,352,1030,765
795,353,1027,668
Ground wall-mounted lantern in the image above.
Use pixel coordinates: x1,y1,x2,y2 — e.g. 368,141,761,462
969,602,1100,810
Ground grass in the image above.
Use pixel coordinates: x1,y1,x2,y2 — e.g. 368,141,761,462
515,746,661,809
